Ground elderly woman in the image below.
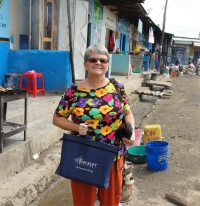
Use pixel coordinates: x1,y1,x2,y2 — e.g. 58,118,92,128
53,44,135,206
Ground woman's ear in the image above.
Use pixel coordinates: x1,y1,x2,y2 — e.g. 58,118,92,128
84,61,87,69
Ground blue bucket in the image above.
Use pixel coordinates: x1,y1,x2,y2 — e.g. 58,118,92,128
146,141,169,171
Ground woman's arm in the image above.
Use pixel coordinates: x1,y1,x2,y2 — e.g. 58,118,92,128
53,116,89,136
122,109,136,147
124,109,135,129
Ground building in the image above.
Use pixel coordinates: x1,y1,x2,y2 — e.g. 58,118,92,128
170,36,200,65
0,0,165,91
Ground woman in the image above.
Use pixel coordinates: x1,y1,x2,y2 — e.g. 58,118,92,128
53,44,135,206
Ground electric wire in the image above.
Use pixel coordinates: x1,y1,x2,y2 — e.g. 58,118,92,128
166,25,200,31
144,0,200,37
176,0,200,16
173,0,200,20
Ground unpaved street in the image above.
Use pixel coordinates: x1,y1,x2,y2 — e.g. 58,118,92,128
130,75,200,206
31,75,200,206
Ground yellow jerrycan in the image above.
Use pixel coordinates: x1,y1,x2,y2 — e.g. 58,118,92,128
144,124,162,144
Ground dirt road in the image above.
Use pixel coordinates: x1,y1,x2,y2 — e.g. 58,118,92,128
31,75,200,206
130,75,200,206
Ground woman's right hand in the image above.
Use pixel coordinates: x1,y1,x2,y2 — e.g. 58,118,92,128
79,123,90,136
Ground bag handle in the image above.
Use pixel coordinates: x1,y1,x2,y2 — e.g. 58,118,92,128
109,78,123,102
61,126,101,141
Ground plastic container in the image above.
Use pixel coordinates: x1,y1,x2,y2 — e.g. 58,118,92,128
128,145,146,163
160,68,168,74
176,72,181,77
144,124,162,144
146,141,169,171
172,71,177,77
133,129,142,146
133,69,141,73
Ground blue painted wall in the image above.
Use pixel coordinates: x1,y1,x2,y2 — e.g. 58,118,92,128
110,54,130,76
143,41,152,50
0,42,10,86
7,50,72,93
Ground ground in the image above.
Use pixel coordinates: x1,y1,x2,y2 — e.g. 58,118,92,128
31,75,200,206
129,75,200,206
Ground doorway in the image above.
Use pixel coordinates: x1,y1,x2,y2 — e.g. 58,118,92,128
105,29,115,53
120,33,129,53
40,0,55,50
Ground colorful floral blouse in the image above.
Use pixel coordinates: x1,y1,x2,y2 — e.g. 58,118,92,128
54,79,130,157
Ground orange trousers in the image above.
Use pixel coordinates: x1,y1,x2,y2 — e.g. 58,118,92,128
71,156,124,206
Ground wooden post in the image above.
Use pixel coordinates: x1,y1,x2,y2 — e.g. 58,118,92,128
158,0,169,70
66,0,75,83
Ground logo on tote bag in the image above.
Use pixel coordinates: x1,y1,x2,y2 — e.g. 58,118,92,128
75,156,98,173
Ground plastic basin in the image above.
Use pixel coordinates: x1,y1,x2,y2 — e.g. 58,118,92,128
128,145,146,163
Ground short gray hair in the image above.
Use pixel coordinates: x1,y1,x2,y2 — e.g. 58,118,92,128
84,44,110,62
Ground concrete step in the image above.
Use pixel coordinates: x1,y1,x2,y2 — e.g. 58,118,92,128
111,73,143,96
6,93,61,123
1,94,64,185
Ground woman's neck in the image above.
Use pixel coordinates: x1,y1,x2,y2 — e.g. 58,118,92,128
84,76,109,89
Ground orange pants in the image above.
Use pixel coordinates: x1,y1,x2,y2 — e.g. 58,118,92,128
71,157,124,206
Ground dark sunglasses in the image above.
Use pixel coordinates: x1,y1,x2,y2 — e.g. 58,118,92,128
87,57,109,64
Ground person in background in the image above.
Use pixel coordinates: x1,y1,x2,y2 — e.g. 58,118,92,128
154,52,159,69
195,55,200,74
53,44,135,206
115,47,121,54
147,49,152,66
175,57,180,66
150,52,155,70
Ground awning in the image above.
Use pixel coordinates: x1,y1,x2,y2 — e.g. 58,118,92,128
174,40,192,45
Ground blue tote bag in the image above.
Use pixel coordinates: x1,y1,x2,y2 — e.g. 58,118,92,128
55,133,118,189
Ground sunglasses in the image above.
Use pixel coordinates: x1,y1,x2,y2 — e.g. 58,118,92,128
87,57,109,64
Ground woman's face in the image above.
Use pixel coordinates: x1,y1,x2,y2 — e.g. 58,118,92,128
84,52,109,76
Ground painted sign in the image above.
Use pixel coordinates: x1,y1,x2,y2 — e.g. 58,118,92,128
93,23,101,44
94,2,100,23
138,19,143,34
0,0,10,38
193,42,200,47
148,27,154,43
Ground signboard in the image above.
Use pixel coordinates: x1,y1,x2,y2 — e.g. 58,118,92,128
0,0,10,38
138,19,143,34
148,27,154,43
94,2,100,23
193,42,200,47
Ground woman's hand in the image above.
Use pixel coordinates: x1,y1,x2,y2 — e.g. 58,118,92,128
79,123,90,136
122,132,135,147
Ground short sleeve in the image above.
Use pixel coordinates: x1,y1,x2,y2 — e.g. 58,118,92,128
54,84,77,118
115,80,130,111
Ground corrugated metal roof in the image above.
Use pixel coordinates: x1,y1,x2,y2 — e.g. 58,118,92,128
174,40,192,44
173,37,200,45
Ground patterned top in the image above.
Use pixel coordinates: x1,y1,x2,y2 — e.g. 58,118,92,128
54,79,130,156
